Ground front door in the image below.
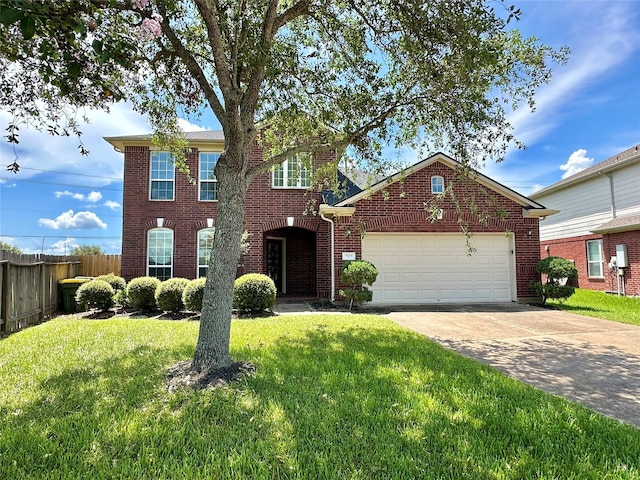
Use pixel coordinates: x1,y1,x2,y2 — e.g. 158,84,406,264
266,238,284,293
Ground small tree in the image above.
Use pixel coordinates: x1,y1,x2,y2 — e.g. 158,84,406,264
340,260,379,310
530,256,578,305
0,241,22,254
70,245,105,256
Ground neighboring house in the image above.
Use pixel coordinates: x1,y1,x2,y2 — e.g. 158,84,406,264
530,144,640,296
104,131,552,304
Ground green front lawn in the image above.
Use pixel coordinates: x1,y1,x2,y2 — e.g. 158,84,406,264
1,315,639,479
548,288,640,325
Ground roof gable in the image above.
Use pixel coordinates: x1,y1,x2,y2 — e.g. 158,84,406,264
334,152,546,210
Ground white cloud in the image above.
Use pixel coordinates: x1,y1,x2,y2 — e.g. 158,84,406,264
560,149,594,179
507,2,640,146
0,102,150,185
55,190,103,202
177,118,207,132
48,238,78,255
104,200,121,210
38,210,107,230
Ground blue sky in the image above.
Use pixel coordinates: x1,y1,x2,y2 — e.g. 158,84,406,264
1,0,639,255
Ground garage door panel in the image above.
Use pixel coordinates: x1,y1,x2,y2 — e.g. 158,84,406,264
362,233,514,304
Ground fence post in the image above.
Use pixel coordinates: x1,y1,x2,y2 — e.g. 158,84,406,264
1,261,10,334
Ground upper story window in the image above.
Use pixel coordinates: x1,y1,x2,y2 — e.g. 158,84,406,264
272,153,312,188
199,153,219,201
147,228,173,281
431,176,444,194
197,228,215,278
586,239,604,277
150,152,175,200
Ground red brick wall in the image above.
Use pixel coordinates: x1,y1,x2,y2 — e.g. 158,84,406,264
605,231,640,296
543,231,640,295
333,162,541,301
539,234,609,291
121,144,331,297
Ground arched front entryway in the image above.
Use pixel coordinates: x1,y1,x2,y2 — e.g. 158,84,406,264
263,226,317,297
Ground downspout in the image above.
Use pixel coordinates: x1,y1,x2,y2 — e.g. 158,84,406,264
320,210,335,303
607,173,616,219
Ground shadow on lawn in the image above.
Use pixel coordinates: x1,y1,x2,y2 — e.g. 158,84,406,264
2,323,639,479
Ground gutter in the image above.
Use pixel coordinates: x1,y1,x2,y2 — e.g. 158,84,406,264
319,204,356,303
319,209,335,302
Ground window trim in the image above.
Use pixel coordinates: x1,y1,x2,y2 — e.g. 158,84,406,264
431,175,445,194
197,228,215,278
199,152,220,202
586,239,604,278
272,153,312,189
149,151,175,201
147,227,173,280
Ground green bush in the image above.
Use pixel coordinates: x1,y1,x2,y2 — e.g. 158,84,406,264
75,280,115,312
340,260,378,309
127,276,161,311
529,256,578,305
183,277,207,312
233,273,276,314
95,273,126,292
113,288,131,310
155,278,189,313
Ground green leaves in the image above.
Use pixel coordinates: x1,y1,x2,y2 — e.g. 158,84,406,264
0,6,35,39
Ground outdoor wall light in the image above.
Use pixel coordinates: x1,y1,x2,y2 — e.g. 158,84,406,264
526,229,533,237
207,218,214,228
287,216,295,227
157,217,164,227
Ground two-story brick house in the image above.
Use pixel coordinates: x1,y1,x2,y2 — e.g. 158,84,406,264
104,131,553,304
530,144,640,296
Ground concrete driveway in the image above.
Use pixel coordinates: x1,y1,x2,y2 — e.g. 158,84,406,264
382,303,640,429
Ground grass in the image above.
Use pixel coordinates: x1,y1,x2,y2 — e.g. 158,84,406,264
1,315,639,479
548,288,640,325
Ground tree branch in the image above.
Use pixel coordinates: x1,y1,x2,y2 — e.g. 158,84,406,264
154,2,227,130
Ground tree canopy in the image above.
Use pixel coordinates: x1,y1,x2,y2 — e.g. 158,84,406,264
69,244,106,256
0,0,566,374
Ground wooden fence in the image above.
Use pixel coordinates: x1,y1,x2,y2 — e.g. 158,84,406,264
0,252,121,335
78,254,121,277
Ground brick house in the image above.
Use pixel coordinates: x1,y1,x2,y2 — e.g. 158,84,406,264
104,131,552,304
530,144,640,296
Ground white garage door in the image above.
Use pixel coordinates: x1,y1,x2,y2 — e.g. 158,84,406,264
362,233,514,304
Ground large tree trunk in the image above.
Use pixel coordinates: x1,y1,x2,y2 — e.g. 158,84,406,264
191,150,250,372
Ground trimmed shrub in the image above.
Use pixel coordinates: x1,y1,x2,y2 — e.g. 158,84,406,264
340,260,378,309
75,279,115,312
156,278,189,313
529,256,578,305
127,276,161,311
95,273,126,292
233,273,276,314
183,277,207,313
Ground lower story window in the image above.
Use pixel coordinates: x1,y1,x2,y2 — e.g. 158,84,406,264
198,228,215,278
148,228,173,280
586,239,604,277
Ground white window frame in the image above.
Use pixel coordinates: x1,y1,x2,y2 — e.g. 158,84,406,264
586,239,604,278
197,228,215,278
150,151,175,201
431,176,445,194
272,153,312,189
147,228,173,280
199,152,220,201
